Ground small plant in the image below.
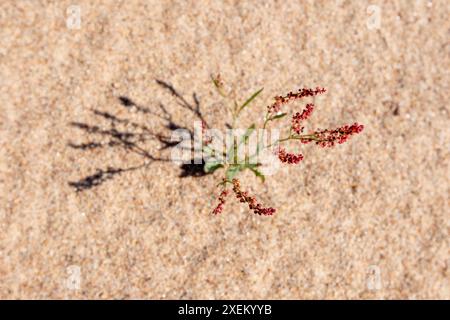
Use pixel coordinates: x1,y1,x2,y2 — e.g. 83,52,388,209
206,75,364,216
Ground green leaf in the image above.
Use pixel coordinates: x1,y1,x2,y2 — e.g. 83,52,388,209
204,160,223,173
241,123,256,145
211,76,220,88
203,146,214,156
238,88,263,113
225,165,241,181
211,75,226,97
249,166,266,183
269,112,287,121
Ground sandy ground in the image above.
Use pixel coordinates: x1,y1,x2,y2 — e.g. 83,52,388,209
0,0,449,299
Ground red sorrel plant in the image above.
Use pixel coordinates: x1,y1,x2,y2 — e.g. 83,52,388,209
207,75,364,216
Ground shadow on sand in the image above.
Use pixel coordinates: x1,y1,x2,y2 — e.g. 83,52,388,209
68,79,211,192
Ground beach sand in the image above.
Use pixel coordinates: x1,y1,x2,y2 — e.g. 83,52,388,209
0,0,448,299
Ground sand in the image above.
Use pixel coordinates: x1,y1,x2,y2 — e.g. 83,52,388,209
0,0,449,299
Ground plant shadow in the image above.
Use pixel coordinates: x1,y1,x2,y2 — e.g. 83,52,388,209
68,79,211,192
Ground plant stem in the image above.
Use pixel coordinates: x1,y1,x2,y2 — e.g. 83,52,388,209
265,134,319,148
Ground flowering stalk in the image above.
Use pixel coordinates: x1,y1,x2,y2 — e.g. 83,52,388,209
212,188,230,215
267,87,326,114
231,179,275,216
312,123,364,147
292,103,314,134
207,75,364,216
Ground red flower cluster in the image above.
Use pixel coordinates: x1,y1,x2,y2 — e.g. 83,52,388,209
269,88,363,166
314,123,364,148
232,179,276,215
277,147,304,164
267,87,326,114
212,189,229,215
292,103,314,134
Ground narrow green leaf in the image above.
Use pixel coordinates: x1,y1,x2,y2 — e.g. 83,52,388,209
241,123,256,145
211,75,226,97
204,160,223,173
225,165,241,181
249,167,266,183
238,88,263,113
203,146,214,156
269,112,287,121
